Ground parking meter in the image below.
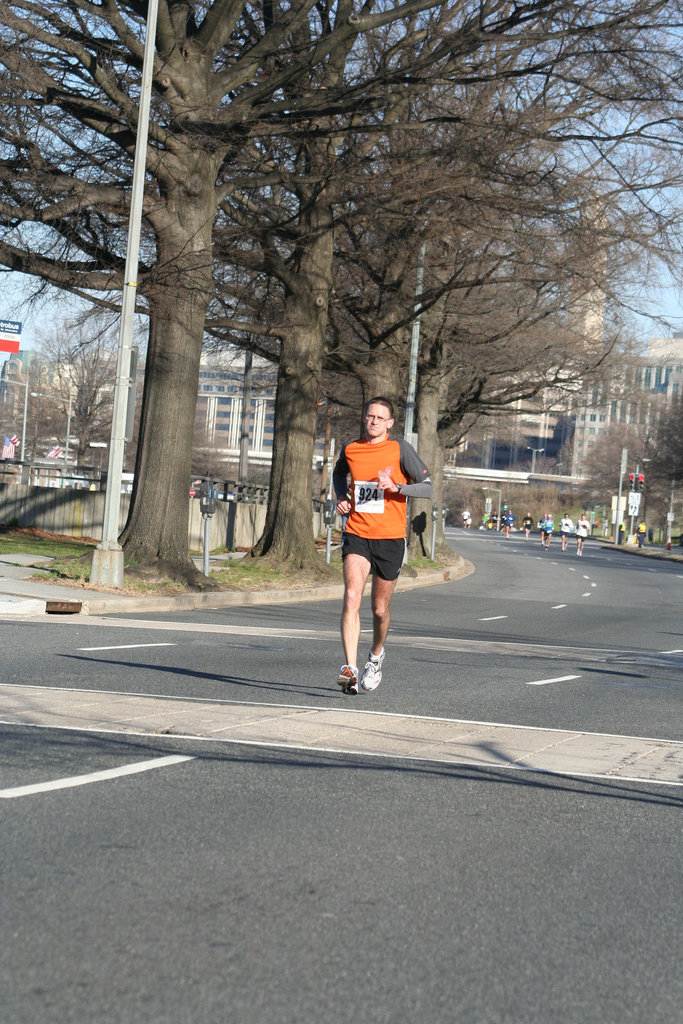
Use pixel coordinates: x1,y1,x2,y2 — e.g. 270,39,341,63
430,502,439,559
199,480,216,577
199,480,217,517
323,498,336,526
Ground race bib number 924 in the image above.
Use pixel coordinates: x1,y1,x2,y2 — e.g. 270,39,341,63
355,481,384,514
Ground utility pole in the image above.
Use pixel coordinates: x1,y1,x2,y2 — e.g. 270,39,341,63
404,244,425,446
90,0,159,588
666,480,675,550
239,348,252,484
615,447,627,543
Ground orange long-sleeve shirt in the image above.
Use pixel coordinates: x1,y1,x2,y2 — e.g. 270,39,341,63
333,435,432,539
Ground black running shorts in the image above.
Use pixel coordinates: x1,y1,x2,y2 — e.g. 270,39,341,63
341,533,405,581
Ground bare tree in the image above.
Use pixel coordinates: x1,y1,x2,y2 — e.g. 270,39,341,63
37,314,119,464
0,1,681,582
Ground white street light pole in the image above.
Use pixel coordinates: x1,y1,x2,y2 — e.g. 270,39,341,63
404,243,425,445
483,486,502,529
615,446,627,543
90,0,159,588
666,480,675,550
64,392,73,466
20,380,28,483
526,446,544,474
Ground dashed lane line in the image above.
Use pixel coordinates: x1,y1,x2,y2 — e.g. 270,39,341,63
51,616,677,666
0,754,193,799
526,674,581,687
78,643,177,651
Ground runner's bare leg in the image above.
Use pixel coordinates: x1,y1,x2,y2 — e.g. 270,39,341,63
370,574,397,656
341,553,371,668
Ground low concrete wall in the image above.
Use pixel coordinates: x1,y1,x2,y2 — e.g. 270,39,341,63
0,483,123,539
0,482,321,550
187,496,268,551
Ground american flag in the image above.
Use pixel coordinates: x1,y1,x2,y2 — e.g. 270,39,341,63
2,435,18,458
46,445,62,459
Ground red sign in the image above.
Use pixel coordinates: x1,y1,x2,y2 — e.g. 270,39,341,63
0,320,22,353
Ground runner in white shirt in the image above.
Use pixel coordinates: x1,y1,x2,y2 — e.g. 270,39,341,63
575,513,589,556
560,513,574,551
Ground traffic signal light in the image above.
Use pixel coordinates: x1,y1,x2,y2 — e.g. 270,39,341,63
629,473,635,489
637,474,645,492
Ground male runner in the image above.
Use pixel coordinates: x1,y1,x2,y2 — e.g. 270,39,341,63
333,396,433,694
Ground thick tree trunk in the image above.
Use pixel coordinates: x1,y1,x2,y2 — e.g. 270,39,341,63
251,215,334,573
120,192,217,584
358,341,404,411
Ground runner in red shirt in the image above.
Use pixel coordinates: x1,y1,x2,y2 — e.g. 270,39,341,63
333,396,433,694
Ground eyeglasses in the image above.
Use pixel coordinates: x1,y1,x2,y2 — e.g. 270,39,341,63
365,414,389,422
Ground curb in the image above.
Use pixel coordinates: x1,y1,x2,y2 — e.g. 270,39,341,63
0,557,474,617
0,595,47,616
593,538,683,563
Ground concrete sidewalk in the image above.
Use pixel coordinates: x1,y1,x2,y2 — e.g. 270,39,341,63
0,552,473,617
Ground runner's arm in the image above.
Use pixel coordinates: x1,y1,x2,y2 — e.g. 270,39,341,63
397,438,433,498
332,448,350,500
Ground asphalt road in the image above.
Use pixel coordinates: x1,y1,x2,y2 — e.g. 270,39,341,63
1,529,681,1023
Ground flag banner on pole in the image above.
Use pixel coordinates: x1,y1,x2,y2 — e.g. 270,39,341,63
0,320,22,354
2,435,17,458
46,445,62,459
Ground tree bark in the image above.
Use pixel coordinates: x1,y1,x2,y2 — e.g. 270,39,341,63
409,334,446,558
251,208,334,573
120,188,217,583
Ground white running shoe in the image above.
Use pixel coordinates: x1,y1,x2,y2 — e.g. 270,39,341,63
337,664,359,695
360,649,385,692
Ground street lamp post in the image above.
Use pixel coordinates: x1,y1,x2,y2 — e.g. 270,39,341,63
666,480,675,550
90,0,159,588
482,486,502,530
64,392,73,466
404,243,425,445
526,446,544,474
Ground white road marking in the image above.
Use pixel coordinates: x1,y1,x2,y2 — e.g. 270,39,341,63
591,582,597,588
582,592,592,597
478,615,508,621
78,643,177,651
660,649,683,654
552,604,567,609
526,674,581,687
0,754,193,799
57,617,631,664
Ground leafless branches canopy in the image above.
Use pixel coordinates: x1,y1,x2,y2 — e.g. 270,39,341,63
0,1,681,576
